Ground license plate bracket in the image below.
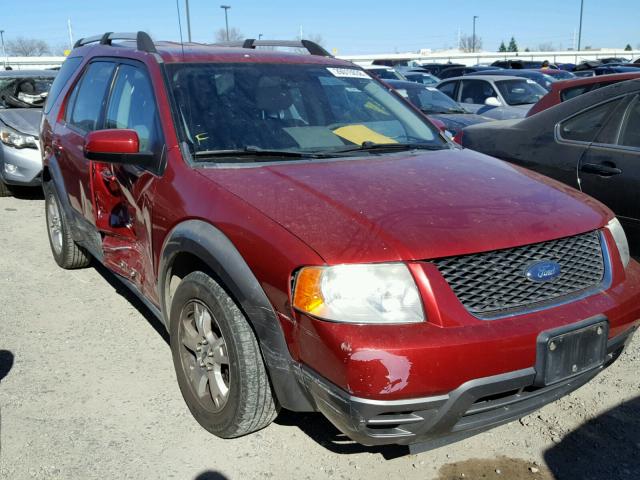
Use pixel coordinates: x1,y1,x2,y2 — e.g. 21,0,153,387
534,315,608,387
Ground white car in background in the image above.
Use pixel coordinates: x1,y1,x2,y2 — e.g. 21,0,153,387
436,74,547,120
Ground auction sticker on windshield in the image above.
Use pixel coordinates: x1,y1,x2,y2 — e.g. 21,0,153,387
327,67,370,79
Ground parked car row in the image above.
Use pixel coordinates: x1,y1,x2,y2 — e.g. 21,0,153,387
2,33,639,455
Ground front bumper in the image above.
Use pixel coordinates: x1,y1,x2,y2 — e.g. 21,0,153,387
0,144,42,186
299,324,636,448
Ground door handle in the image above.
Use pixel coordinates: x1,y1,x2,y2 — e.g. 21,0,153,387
580,163,622,176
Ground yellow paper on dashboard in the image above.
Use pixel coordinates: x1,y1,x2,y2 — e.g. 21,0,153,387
332,125,397,145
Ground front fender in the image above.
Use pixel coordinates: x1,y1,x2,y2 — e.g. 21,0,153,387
158,219,314,411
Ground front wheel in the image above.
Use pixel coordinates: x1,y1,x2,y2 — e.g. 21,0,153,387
170,271,277,438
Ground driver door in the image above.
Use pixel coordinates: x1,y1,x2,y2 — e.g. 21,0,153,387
90,62,164,300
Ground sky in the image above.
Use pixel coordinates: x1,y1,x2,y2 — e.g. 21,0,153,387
1,0,638,55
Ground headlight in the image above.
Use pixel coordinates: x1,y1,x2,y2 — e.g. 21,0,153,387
606,218,630,268
0,125,37,149
293,263,424,324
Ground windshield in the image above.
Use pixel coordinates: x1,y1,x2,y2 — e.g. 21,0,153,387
399,85,466,114
0,76,55,108
168,63,445,159
495,79,547,106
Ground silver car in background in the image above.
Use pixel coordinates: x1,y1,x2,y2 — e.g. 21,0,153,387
0,70,56,196
436,74,547,120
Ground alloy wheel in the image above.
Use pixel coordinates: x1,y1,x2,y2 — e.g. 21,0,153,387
178,300,230,412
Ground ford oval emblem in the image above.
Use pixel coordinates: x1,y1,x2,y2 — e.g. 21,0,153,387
525,261,562,282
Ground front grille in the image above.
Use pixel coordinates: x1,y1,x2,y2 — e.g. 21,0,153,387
432,231,606,318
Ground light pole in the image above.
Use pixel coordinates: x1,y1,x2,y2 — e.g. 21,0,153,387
577,0,584,51
221,5,231,42
258,33,263,41
185,0,192,42
0,30,6,69
472,16,479,53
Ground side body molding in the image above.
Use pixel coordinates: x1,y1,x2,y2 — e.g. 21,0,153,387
158,220,314,411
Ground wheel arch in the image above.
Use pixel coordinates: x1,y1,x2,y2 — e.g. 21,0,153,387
158,219,314,411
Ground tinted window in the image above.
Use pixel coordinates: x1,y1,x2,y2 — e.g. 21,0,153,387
67,62,116,132
460,80,497,105
559,98,623,142
367,69,403,80
438,81,457,99
400,85,466,114
439,68,464,79
560,81,628,102
495,79,546,105
44,57,82,114
105,64,161,153
405,73,438,85
618,95,640,148
561,83,601,101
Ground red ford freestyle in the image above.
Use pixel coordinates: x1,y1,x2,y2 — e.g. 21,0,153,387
40,32,639,450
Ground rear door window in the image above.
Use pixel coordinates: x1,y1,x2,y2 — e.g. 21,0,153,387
66,61,116,132
438,81,458,100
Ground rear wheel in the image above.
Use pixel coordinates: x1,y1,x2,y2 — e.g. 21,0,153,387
44,183,90,269
170,271,277,438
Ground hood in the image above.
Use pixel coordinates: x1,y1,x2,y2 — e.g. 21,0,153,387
0,108,42,137
197,149,611,264
428,113,492,135
512,103,535,110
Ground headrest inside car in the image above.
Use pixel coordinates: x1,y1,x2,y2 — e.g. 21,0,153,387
255,77,293,112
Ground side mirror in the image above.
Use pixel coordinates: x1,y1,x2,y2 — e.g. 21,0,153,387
484,96,502,107
84,129,154,167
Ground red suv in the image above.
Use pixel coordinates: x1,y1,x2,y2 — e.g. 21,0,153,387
40,32,639,449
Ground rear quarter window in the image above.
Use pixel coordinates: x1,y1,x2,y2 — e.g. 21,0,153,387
43,56,82,114
559,98,624,142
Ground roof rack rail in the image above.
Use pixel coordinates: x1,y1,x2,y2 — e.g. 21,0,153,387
214,39,332,57
73,31,157,54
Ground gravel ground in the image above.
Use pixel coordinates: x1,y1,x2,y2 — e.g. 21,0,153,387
0,190,638,480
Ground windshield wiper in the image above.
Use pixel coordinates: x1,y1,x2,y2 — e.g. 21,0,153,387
330,141,447,154
193,146,332,161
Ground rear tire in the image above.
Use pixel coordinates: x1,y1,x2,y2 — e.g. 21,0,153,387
0,180,12,197
170,271,278,438
44,182,90,269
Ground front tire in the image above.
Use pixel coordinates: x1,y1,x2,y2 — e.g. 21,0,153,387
170,271,277,438
44,182,90,269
